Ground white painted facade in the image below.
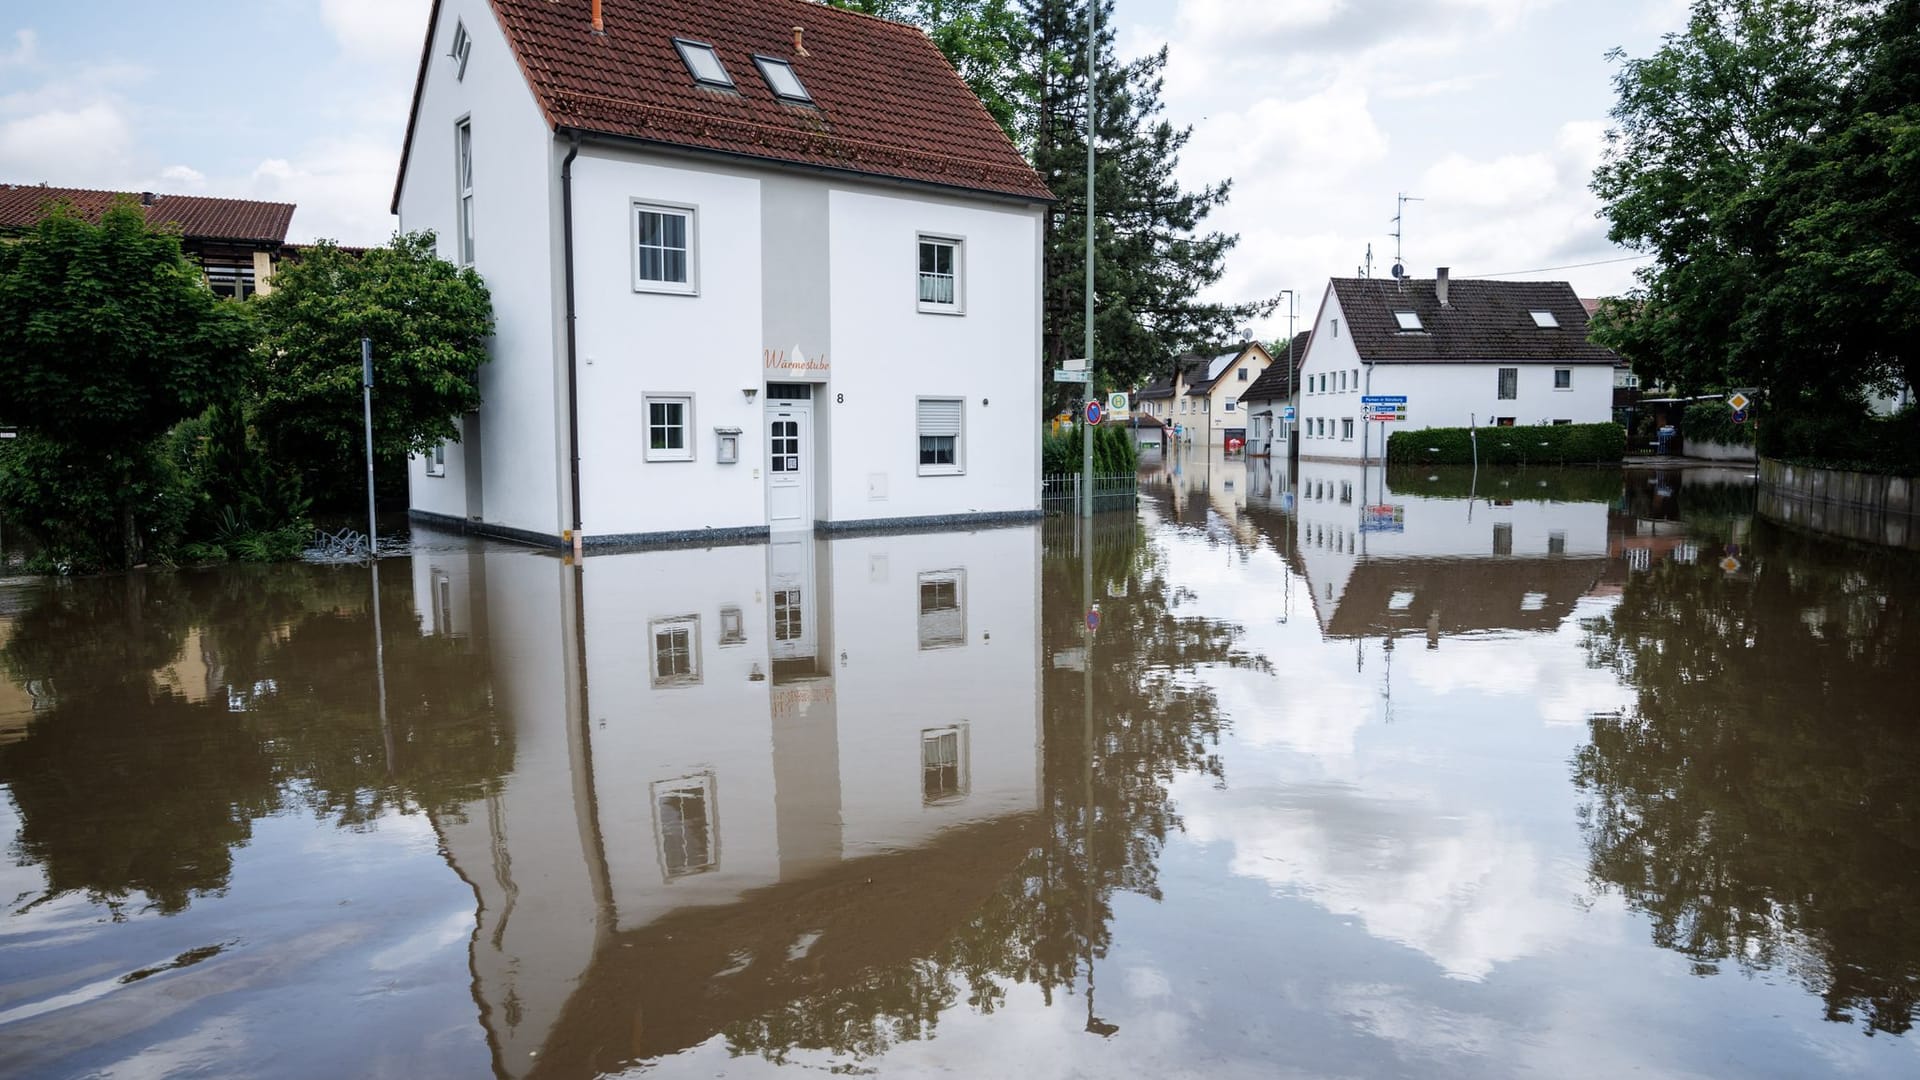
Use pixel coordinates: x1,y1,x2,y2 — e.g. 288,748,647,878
419,526,1042,1074
1295,286,1615,463
397,0,1043,545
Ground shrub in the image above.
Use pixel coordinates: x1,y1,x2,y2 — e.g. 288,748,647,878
1043,421,1138,475
1758,404,1920,476
1682,400,1756,447
1386,422,1626,465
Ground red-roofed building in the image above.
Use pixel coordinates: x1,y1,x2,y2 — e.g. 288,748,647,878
0,183,297,298
395,0,1049,548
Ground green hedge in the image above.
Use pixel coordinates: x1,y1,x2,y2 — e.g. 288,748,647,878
1682,400,1756,447
1759,406,1920,476
1386,422,1626,465
1042,421,1138,475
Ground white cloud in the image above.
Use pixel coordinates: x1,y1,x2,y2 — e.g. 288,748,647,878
237,135,397,244
320,0,433,64
0,28,36,67
159,163,205,187
0,101,133,181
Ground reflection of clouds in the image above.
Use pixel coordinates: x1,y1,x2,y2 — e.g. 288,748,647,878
1207,667,1375,764
1329,982,1502,1059
1404,597,1631,727
1183,781,1586,981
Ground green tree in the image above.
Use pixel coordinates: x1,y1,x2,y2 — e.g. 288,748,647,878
0,201,255,569
252,232,493,508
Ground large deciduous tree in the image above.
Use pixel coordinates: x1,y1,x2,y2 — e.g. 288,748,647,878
0,201,255,569
252,232,493,507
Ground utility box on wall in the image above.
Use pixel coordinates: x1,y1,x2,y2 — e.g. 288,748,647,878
715,427,742,464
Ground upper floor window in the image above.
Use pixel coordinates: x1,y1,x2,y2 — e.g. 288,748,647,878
1238,368,1249,381
674,39,734,89
455,119,473,265
754,56,813,104
1393,310,1422,331
633,202,696,294
1225,397,1237,412
918,236,962,313
1497,367,1518,400
449,20,472,81
1554,368,1572,390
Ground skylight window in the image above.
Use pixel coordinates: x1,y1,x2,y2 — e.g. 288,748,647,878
1392,310,1423,331
1530,309,1559,328
674,39,734,89
755,55,813,103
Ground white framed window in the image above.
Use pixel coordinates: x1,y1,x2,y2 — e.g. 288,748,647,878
646,395,694,461
449,20,472,81
1530,309,1560,328
1341,418,1354,440
633,201,696,294
1332,317,1339,337
754,55,813,103
652,773,718,878
427,442,447,477
1225,397,1237,412
1352,368,1359,389
921,724,969,805
650,615,701,687
918,570,965,650
917,236,963,313
1393,310,1423,331
1554,368,1572,390
674,39,734,89
455,118,474,266
1497,367,1518,400
917,397,963,475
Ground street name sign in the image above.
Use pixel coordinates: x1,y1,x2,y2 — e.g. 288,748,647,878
1053,368,1091,383
1361,395,1408,405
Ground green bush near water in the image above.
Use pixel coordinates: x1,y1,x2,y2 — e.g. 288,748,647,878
1043,422,1139,475
1682,401,1756,447
1386,422,1627,466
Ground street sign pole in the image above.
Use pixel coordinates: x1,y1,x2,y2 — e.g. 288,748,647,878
362,337,377,557
1080,0,1098,520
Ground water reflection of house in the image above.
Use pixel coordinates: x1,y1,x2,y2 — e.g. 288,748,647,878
412,527,1041,1075
1284,460,1610,640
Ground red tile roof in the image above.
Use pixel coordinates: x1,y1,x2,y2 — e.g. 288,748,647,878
398,0,1050,209
0,184,295,246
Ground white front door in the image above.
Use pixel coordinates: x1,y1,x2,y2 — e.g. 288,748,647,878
767,400,813,531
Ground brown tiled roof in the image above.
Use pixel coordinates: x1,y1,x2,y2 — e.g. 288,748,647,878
1243,330,1311,402
398,0,1050,208
0,184,294,245
1330,277,1618,365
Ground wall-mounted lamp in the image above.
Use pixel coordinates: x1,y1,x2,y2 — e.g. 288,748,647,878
743,387,759,403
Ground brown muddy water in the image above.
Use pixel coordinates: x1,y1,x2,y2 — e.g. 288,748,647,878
3,459,1919,1078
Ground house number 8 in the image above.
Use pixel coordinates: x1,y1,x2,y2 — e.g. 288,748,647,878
836,393,845,404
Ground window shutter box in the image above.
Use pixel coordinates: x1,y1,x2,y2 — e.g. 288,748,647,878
918,399,962,437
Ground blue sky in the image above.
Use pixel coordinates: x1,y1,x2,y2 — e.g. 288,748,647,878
0,0,1687,338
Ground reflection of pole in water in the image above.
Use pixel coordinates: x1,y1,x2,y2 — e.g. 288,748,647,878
1080,512,1118,1039
370,557,393,776
1381,633,1396,724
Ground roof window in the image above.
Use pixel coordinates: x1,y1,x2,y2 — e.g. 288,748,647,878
755,56,813,104
449,20,472,81
1392,310,1423,331
674,39,734,89
1530,309,1559,328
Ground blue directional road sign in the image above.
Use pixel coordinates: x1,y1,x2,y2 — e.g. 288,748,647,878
1085,399,1104,426
1281,405,1297,422
1361,395,1408,405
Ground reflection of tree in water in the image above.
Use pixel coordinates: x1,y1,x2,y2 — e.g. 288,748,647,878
0,562,509,915
1576,520,1920,1034
722,518,1264,1061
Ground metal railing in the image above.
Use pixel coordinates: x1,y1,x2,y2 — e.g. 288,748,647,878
1042,472,1139,514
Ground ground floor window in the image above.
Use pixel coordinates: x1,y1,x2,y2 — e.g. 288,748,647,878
653,773,717,878
921,725,969,804
917,397,963,475
918,570,965,649
646,395,693,461
427,442,447,477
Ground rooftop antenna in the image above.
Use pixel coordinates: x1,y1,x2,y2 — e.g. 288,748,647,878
1390,192,1422,280
1362,242,1374,279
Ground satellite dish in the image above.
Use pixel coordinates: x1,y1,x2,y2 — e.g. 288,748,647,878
1391,263,1405,279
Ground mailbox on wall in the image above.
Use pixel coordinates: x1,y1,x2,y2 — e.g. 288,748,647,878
715,427,742,464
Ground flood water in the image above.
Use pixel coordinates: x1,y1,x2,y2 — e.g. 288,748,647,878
3,457,1919,1078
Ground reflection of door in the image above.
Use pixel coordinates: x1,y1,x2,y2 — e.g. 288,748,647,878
767,535,819,675
767,398,813,530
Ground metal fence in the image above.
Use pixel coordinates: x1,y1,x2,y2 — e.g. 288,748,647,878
1042,473,1139,514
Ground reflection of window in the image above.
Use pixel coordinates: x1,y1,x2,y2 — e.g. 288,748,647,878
1548,531,1566,555
719,605,746,645
921,725,969,804
650,615,700,687
1627,547,1651,571
1389,590,1415,611
653,774,718,879
773,588,803,642
918,570,965,649
1493,523,1513,555
433,572,453,636
1520,592,1547,611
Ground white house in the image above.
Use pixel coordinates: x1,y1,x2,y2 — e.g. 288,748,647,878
394,0,1048,548
1242,328,1310,456
1131,341,1274,448
1294,271,1618,462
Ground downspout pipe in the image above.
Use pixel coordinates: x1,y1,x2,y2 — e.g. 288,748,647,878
561,130,584,544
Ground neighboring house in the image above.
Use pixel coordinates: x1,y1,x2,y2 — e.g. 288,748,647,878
1133,342,1274,448
1242,329,1311,457
1295,270,1617,461
0,182,296,298
393,0,1049,547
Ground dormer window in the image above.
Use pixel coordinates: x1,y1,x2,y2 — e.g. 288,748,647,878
1530,309,1559,328
755,56,813,104
449,21,472,81
675,39,734,89
1392,310,1422,331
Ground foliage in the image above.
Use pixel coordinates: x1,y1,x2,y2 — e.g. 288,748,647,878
1591,0,1918,452
1385,422,1626,465
1385,464,1627,504
1041,419,1137,473
166,404,313,558
1759,403,1920,475
0,200,256,569
1681,400,1756,447
253,233,492,508
1577,518,1920,1033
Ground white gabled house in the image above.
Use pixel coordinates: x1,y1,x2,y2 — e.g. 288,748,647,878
1294,270,1618,462
395,0,1049,547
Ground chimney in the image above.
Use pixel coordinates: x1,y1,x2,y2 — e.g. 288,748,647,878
140,191,155,206
793,26,809,57
1436,266,1450,308
591,0,603,34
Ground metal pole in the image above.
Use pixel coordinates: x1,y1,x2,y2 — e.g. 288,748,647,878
1080,0,1099,519
362,337,378,557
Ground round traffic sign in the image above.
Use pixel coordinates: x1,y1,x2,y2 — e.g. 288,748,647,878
1086,608,1102,633
1085,400,1104,426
